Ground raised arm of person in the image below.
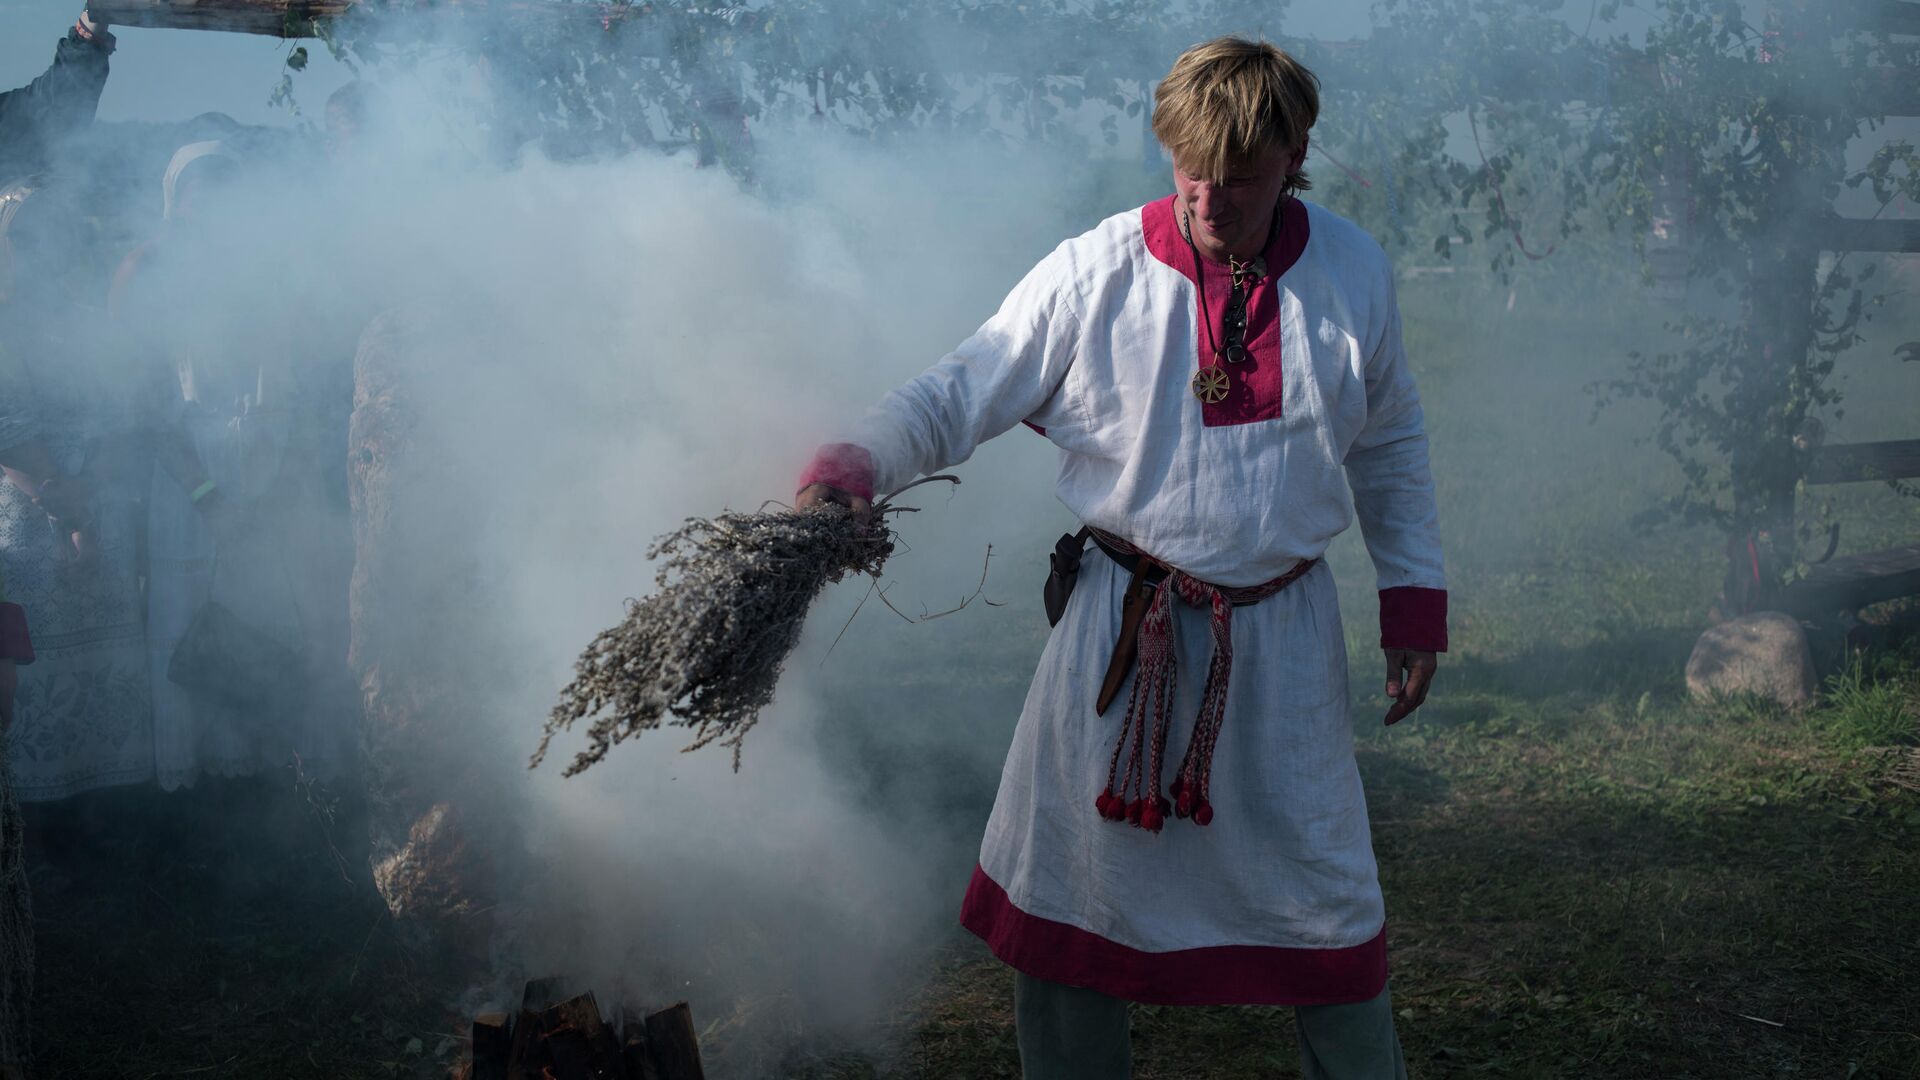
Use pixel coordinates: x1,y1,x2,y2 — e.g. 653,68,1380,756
0,9,115,175
1342,255,1447,726
795,244,1084,513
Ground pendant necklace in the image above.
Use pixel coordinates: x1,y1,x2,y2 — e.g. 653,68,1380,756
1182,204,1281,405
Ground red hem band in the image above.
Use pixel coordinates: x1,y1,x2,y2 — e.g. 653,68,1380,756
959,864,1387,1006
1379,586,1447,653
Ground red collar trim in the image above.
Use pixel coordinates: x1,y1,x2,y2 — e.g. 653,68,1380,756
1141,194,1310,283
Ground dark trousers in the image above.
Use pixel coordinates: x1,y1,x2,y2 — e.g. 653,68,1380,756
1014,972,1409,1080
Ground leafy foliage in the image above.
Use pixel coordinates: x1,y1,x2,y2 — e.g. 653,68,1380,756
312,0,1916,588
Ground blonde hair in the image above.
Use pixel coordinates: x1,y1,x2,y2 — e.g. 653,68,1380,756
1152,37,1320,195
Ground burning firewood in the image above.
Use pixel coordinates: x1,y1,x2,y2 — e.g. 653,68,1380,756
463,978,705,1080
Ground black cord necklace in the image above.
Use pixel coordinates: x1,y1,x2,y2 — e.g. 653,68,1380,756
1182,202,1283,404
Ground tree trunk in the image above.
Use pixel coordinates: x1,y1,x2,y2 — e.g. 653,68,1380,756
1725,239,1818,615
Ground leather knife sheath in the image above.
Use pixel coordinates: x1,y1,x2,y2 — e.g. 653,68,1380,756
1095,558,1156,715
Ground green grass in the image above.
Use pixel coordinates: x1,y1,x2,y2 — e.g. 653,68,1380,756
781,647,1920,1079
1816,651,1920,750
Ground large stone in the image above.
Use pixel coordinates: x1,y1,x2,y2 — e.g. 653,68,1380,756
1686,611,1817,709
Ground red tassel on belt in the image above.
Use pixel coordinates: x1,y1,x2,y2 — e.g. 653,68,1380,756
1089,532,1312,833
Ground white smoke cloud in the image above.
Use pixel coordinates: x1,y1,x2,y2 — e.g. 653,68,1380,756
135,58,1107,1069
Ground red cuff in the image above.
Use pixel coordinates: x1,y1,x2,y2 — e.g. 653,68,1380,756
797,442,876,502
0,603,34,664
1379,587,1447,653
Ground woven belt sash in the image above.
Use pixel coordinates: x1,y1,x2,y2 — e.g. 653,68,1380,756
1087,528,1316,833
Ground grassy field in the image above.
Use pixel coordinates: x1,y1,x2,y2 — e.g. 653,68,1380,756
23,266,1920,1078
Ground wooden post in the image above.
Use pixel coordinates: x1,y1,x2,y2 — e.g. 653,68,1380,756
472,1013,513,1080
641,1004,705,1080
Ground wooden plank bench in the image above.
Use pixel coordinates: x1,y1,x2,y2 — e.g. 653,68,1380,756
1775,439,1920,619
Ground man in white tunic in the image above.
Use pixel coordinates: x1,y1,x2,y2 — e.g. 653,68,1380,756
798,38,1444,1079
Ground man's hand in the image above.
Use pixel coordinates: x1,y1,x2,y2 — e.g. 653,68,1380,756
0,659,16,734
1382,648,1436,726
795,482,872,524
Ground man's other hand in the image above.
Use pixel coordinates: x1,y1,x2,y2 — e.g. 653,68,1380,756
796,482,872,525
1383,648,1436,726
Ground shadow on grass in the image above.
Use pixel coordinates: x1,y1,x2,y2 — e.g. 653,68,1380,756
1445,624,1700,701
1356,747,1452,818
1378,783,1918,1080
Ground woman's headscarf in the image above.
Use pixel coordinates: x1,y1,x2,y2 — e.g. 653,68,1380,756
160,140,239,222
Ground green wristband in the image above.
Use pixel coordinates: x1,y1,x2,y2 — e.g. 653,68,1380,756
189,480,217,503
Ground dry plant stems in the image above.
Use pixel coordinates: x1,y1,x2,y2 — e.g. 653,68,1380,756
532,476,961,776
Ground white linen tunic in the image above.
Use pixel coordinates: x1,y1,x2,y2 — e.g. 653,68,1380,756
802,195,1446,1005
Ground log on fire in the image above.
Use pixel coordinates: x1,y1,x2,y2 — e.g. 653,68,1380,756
461,977,705,1080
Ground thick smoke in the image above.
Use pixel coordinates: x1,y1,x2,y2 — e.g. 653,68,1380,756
95,52,1113,1065
6,0,1916,1073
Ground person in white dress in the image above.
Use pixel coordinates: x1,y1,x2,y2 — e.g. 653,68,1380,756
796,38,1445,1079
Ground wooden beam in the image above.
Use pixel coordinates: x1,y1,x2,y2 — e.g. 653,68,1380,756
1821,217,1920,252
1854,66,1920,116
1777,542,1920,616
1856,0,1920,36
89,0,354,35
87,0,649,36
1806,439,1920,485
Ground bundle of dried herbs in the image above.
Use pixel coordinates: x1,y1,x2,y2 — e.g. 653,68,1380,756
532,478,956,776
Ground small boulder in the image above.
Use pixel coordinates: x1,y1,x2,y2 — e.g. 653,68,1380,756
1686,611,1816,709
